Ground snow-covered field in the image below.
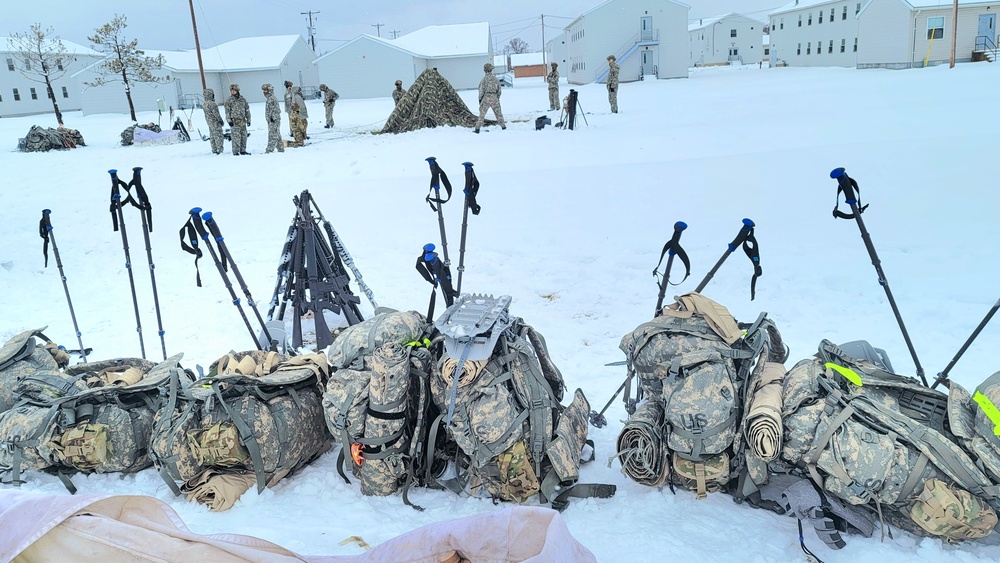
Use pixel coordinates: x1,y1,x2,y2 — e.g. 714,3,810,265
2,63,1000,561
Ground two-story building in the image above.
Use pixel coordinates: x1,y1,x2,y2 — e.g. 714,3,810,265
688,13,767,66
0,38,103,118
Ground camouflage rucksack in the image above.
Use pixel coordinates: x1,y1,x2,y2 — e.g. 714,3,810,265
427,295,614,510
321,309,435,505
0,328,74,414
151,351,330,497
0,355,183,491
615,292,777,498
779,340,1000,543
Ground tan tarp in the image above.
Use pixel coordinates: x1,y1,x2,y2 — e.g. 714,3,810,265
2,490,595,562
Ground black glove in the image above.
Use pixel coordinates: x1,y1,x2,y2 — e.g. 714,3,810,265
227,121,233,126
609,87,615,92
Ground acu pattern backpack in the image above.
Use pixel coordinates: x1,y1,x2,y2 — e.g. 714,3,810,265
151,350,330,496
427,295,614,510
615,292,782,498
0,328,72,414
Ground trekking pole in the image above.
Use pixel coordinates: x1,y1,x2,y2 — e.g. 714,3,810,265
307,194,379,310
933,298,1000,389
127,167,167,360
184,208,261,350
694,218,762,300
415,243,456,321
202,211,274,350
829,167,927,386
424,156,453,265
652,221,690,317
455,161,482,295
108,169,146,359
38,209,87,363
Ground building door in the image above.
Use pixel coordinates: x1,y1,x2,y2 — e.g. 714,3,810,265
641,50,654,77
640,16,653,41
979,14,997,48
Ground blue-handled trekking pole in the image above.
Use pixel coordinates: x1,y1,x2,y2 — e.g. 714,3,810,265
424,157,452,265
694,218,762,300
183,208,261,350
128,167,167,360
456,161,481,295
39,209,87,363
108,169,146,359
653,221,690,317
933,298,1000,389
830,167,926,386
415,243,456,321
202,211,274,350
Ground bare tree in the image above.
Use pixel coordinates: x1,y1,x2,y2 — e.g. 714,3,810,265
85,13,167,122
6,24,71,126
507,38,530,55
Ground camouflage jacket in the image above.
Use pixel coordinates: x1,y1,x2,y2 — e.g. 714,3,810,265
607,62,620,90
203,90,224,128
546,70,559,89
265,92,281,124
292,87,308,118
392,87,406,104
323,89,339,107
224,94,250,126
478,72,501,101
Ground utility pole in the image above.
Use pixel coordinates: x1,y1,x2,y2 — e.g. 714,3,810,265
371,23,385,38
301,10,320,53
390,30,401,39
541,14,547,66
949,0,958,68
188,0,206,90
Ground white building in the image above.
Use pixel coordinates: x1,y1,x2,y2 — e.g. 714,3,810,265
688,13,767,66
0,38,103,119
563,0,690,85
858,0,999,69
315,23,492,99
74,35,318,116
545,32,569,70
767,0,864,68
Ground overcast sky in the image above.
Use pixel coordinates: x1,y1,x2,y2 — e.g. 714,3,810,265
6,0,782,54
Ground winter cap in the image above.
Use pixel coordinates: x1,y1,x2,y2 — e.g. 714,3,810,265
551,62,558,68
484,63,494,72
230,83,240,91
284,80,293,87
607,55,616,61
395,80,402,86
262,83,273,93
319,84,328,90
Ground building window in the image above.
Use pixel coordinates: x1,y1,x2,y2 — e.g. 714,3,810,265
808,13,812,25
798,15,802,27
30,87,37,100
5,58,12,71
781,18,784,30
854,38,858,52
856,3,861,14
61,86,69,98
927,17,944,40
731,29,737,38
819,11,824,24
843,6,848,20
841,39,846,52
56,58,63,71
13,88,20,101
807,42,811,54
765,48,770,55
797,43,801,55
831,9,835,21
24,61,30,71
817,40,822,54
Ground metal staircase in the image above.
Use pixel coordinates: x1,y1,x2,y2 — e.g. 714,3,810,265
593,30,659,83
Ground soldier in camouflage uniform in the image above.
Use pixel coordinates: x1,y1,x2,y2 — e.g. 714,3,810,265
474,63,506,134
261,83,284,153
288,86,307,147
294,86,308,138
392,80,406,105
546,62,560,111
319,84,339,128
607,55,620,114
202,88,225,154
283,80,294,137
224,83,251,155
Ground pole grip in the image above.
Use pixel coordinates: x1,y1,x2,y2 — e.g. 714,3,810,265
830,167,858,201
728,218,755,251
189,208,208,239
202,211,223,241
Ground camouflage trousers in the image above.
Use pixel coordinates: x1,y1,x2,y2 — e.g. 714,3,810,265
324,103,335,127
476,94,505,129
266,120,284,153
230,124,247,155
548,88,560,111
289,114,307,147
608,87,618,114
208,124,224,154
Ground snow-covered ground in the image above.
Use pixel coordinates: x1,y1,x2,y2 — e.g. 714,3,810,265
2,62,1000,561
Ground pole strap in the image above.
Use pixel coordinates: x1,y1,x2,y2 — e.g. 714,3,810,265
463,164,481,215
425,158,453,211
38,211,52,268
741,227,762,301
126,172,154,231
833,174,868,219
178,216,204,287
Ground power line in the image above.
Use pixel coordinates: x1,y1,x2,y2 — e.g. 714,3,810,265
301,10,319,53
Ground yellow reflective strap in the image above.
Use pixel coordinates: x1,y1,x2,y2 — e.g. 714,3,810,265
973,391,1000,436
405,338,432,348
825,362,863,386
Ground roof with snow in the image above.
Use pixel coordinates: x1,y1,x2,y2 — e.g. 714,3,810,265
688,12,766,32
391,22,490,58
1,37,102,57
772,0,993,16
148,35,305,72
570,0,690,28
